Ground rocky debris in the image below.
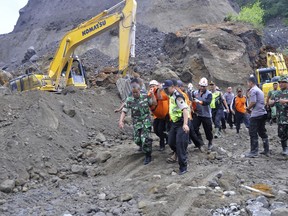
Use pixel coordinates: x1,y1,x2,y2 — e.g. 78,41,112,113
96,151,112,163
151,67,179,82
212,203,242,216
0,70,13,86
246,201,270,216
47,167,58,175
0,86,12,96
163,22,262,87
22,46,37,63
90,72,119,87
71,164,86,175
208,179,219,188
61,86,77,95
98,193,106,200
29,54,39,63
263,18,288,49
95,132,106,143
138,200,147,209
0,179,15,193
0,199,6,205
62,105,76,117
271,208,288,216
244,198,288,216
270,202,287,210
256,196,270,208
223,190,236,197
63,211,73,216
120,193,133,202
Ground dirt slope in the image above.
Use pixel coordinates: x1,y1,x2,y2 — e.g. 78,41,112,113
0,88,122,183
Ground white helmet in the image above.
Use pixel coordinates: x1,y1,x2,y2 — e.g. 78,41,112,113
149,80,159,86
188,83,193,90
199,77,208,87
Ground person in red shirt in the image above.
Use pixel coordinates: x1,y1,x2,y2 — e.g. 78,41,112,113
230,87,250,134
148,80,170,151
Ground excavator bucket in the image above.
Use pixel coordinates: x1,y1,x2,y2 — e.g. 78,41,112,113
116,77,132,101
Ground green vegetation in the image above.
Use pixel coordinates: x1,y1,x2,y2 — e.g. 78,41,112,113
234,0,288,24
229,1,265,29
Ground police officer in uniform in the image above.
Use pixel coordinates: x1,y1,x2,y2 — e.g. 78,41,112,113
162,80,190,175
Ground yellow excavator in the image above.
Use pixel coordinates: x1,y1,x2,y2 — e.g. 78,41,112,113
255,52,288,98
9,0,137,92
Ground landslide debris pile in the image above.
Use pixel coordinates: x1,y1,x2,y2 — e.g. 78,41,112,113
1,89,288,216
0,0,236,71
0,89,123,186
161,22,263,86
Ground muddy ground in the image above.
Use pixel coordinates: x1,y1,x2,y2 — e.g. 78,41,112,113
0,88,287,216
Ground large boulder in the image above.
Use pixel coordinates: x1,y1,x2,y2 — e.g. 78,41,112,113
151,67,179,82
163,22,262,87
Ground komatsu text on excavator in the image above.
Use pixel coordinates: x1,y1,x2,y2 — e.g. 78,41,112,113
10,0,137,92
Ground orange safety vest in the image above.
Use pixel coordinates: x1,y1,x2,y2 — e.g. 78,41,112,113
148,89,169,119
234,96,247,113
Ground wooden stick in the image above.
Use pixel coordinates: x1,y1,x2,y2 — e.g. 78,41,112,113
240,185,275,198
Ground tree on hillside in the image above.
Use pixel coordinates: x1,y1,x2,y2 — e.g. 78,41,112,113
235,0,288,23
231,0,265,29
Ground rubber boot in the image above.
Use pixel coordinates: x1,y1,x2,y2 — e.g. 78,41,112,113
281,140,288,156
144,152,152,165
245,139,259,158
208,140,213,151
159,139,165,151
260,138,270,157
137,146,143,152
214,128,220,138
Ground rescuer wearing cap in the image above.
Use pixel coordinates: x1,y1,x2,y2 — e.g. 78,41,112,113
148,80,169,151
191,77,214,150
162,80,190,175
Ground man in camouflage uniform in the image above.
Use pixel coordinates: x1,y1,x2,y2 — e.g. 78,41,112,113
266,82,279,124
119,81,153,164
269,76,288,156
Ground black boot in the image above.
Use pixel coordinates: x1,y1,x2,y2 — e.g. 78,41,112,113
159,139,165,151
281,140,288,156
208,140,213,151
144,152,152,165
245,139,259,158
260,138,270,156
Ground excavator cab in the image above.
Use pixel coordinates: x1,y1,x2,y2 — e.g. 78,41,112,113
61,58,87,89
255,52,287,101
255,67,276,87
255,68,278,100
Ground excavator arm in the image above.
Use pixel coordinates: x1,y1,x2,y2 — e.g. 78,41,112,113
49,0,137,90
10,0,137,92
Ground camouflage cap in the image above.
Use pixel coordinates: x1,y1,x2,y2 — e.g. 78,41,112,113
278,75,288,83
